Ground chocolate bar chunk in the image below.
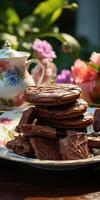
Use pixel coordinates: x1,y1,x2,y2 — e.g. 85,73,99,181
15,107,36,133
20,124,33,136
88,136,100,148
59,130,88,160
20,124,56,139
30,138,62,160
93,109,100,132
6,137,34,157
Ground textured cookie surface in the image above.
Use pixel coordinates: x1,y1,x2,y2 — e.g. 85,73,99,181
37,112,94,129
24,84,82,106
35,99,88,119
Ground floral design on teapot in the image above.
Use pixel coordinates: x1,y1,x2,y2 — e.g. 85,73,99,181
0,41,36,109
0,61,24,87
5,67,23,86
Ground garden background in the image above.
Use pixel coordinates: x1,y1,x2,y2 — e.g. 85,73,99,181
0,0,100,73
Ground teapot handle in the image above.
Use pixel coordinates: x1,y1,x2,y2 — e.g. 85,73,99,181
26,59,39,69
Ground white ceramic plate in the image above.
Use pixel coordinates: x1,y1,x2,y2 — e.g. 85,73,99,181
0,147,100,170
0,107,99,170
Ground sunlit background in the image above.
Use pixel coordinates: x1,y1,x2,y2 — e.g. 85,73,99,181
0,0,100,71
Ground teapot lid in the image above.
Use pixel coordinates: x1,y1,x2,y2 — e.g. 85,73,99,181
0,41,30,59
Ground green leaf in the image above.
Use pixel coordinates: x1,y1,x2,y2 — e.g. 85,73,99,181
39,32,80,59
6,8,20,25
17,15,38,37
33,0,64,30
50,8,62,23
87,63,100,73
39,32,66,43
34,0,64,18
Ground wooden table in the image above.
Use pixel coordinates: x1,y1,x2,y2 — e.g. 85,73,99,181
0,159,100,200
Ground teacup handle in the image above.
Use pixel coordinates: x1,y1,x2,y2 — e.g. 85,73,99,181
26,59,39,69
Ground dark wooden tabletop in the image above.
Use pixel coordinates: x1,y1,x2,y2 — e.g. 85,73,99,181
0,159,100,200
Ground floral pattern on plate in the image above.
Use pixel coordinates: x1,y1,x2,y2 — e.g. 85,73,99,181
0,109,23,146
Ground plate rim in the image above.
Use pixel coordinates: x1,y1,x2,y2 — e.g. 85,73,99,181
1,147,100,168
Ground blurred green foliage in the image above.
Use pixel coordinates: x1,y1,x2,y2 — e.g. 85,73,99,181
0,0,80,71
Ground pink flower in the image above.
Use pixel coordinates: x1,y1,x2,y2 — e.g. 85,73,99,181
90,52,100,65
32,39,56,61
0,61,8,73
56,69,72,83
71,59,97,83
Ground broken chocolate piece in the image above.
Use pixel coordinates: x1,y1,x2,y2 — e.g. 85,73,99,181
88,136,100,148
6,137,34,157
59,130,88,160
15,107,36,133
20,124,33,137
21,124,56,139
93,108,100,132
30,138,62,160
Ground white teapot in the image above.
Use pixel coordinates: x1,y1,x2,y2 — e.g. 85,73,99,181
0,41,37,108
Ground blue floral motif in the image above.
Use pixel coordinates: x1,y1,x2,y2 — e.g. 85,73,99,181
5,68,21,86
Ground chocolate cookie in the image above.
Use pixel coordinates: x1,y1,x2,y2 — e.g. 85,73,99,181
24,84,82,106
59,130,88,160
37,112,94,129
30,138,62,160
35,99,88,119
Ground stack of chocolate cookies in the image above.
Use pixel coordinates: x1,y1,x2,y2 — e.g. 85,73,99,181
6,84,94,160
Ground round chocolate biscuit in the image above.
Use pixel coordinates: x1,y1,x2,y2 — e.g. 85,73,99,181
35,99,88,119
24,84,82,106
37,112,94,129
